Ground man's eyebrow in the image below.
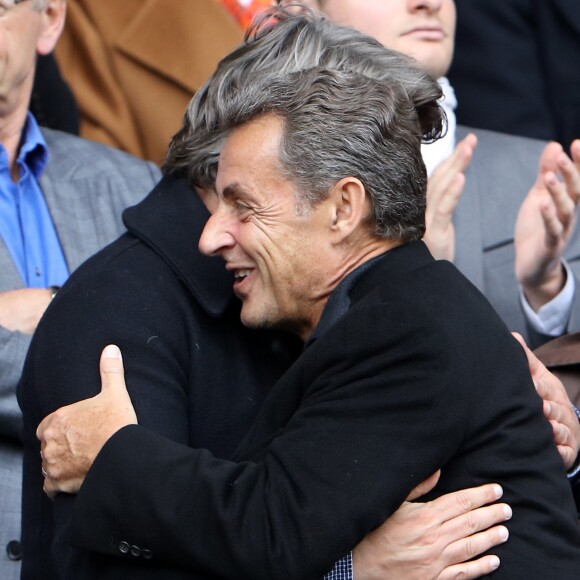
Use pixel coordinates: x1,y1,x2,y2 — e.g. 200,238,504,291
222,183,247,201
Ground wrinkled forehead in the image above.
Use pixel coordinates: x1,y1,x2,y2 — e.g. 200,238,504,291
217,115,284,183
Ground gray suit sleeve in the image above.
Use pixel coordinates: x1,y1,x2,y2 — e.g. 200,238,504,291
0,327,31,439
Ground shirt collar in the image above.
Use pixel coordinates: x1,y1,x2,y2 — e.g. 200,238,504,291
16,112,49,179
306,253,387,348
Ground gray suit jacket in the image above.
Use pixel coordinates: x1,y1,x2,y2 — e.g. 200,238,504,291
0,128,160,579
454,126,580,346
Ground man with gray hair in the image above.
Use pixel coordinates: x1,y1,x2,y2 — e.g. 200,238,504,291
29,10,580,579
0,1,159,578
21,11,515,580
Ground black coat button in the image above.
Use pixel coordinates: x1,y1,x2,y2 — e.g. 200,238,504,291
130,545,141,557
6,540,23,561
142,549,153,560
118,541,130,554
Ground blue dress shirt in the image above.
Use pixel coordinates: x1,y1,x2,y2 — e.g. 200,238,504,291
0,113,69,288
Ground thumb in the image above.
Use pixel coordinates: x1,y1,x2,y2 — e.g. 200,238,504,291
406,469,441,501
100,344,128,393
99,344,138,425
512,332,553,402
512,332,544,380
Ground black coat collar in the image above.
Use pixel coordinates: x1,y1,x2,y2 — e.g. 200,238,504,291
307,241,433,346
349,241,434,305
122,175,234,317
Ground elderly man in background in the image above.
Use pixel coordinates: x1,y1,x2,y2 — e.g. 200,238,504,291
0,1,159,577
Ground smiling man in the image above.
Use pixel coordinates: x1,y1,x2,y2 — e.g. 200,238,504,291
36,56,580,577
200,112,409,339
205,115,361,338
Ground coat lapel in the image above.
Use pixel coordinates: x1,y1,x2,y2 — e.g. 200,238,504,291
39,174,94,273
39,161,127,274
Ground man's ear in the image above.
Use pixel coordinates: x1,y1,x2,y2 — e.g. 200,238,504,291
36,0,66,56
327,176,371,244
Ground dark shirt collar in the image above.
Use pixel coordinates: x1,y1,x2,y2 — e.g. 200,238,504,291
306,252,388,348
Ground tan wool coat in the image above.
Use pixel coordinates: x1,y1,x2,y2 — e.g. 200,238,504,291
55,0,244,164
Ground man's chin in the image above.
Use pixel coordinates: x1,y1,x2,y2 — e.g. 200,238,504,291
402,45,452,80
418,52,453,80
240,307,267,330
240,305,284,332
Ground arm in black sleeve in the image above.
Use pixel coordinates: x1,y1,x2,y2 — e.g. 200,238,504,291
69,303,469,579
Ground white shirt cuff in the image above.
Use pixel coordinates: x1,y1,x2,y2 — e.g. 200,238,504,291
519,261,575,336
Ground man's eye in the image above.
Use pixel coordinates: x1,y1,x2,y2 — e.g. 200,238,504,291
235,201,251,212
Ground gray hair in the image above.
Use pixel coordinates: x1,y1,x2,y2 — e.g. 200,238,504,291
163,4,444,198
212,66,442,242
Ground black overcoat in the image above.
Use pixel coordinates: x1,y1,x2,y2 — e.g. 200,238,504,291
53,241,580,578
18,176,297,579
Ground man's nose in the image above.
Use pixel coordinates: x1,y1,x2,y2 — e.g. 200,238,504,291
408,0,443,14
199,211,236,256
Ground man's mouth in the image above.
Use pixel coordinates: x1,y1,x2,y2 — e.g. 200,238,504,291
403,26,446,41
232,269,253,296
234,269,252,282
